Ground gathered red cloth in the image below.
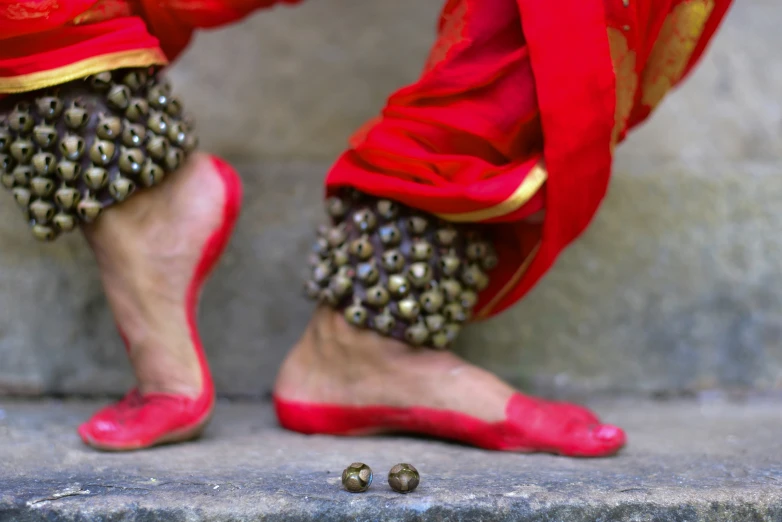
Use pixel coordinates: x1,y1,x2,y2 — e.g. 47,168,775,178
0,0,732,319
0,0,302,93
326,0,733,318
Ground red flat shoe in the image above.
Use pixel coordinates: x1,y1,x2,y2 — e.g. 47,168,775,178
274,393,626,457
78,156,242,451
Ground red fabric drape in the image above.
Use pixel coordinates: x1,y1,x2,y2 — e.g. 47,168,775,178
0,0,301,93
326,0,733,318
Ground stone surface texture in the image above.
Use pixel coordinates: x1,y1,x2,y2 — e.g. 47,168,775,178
2,398,782,521
1,1,781,397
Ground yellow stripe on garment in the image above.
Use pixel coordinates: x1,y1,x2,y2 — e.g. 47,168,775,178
434,163,547,223
0,48,168,94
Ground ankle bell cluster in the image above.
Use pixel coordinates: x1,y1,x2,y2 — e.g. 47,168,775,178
0,68,197,241
304,189,497,349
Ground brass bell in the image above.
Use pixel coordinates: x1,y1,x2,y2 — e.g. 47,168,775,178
312,261,334,284
424,314,445,333
167,122,188,147
146,135,169,160
419,290,444,314
31,224,56,241
96,115,123,140
303,280,322,299
397,298,421,321
0,128,10,152
443,303,467,323
378,224,401,246
439,252,461,277
164,147,184,171
407,262,432,288
32,125,57,149
381,249,405,273
59,135,86,161
56,161,81,182
0,153,11,174
35,96,64,120
54,187,81,209
12,165,33,186
121,123,146,147
12,187,31,208
32,153,56,176
410,240,433,261
166,97,183,118
356,261,380,285
125,98,149,122
435,227,458,247
329,274,353,298
89,140,116,166
53,212,76,232
352,208,377,232
77,198,103,222
373,308,396,335
29,199,55,224
431,331,449,349
442,323,461,344
63,105,89,129
118,147,145,175
109,177,136,202
331,245,349,266
182,133,198,152
404,322,429,346
387,274,410,298
365,285,390,307
121,70,147,91
30,177,55,198
326,225,347,247
88,71,113,92
406,215,428,235
348,236,374,260
10,139,34,163
319,288,338,305
344,301,369,327
312,237,329,258
388,463,420,494
107,84,132,110
1,173,14,189
147,85,169,109
376,199,398,220
83,167,109,190
326,196,347,218
459,290,479,309
8,109,33,134
147,110,169,135
462,264,489,291
466,240,490,261
481,253,499,271
139,160,165,187
342,463,372,493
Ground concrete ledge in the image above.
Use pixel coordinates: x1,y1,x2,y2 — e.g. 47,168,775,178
1,399,781,521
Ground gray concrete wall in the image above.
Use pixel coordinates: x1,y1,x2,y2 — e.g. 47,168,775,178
0,0,779,398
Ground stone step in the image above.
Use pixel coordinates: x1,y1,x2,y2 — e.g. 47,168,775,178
1,399,781,521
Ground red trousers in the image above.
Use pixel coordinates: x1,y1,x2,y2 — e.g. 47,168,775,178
0,0,733,318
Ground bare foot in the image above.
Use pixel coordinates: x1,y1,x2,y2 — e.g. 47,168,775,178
274,307,626,457
78,153,242,450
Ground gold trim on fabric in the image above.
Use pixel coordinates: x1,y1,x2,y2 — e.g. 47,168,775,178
641,0,715,110
475,241,541,319
0,48,168,94
71,0,137,25
435,163,547,223
607,27,638,151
